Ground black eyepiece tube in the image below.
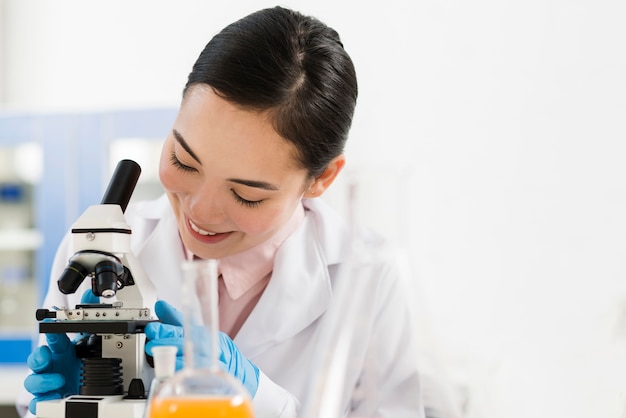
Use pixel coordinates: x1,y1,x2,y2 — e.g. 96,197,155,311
100,159,141,213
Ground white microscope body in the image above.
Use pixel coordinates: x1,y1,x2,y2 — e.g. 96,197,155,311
35,160,157,418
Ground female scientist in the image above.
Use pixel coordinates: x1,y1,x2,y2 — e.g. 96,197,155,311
20,6,424,418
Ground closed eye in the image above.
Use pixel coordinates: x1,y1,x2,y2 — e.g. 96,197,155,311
231,190,263,208
170,152,197,173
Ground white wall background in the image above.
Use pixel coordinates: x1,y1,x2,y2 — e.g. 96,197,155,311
2,1,626,417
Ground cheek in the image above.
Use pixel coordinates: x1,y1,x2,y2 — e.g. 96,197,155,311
158,154,181,192
232,204,289,237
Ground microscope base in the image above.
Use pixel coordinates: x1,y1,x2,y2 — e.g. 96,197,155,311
36,395,146,418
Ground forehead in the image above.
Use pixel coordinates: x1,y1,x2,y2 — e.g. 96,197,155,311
175,86,304,174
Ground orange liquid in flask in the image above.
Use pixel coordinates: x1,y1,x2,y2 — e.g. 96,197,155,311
149,396,254,418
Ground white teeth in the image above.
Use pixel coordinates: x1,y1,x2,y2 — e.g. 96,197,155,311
189,220,217,236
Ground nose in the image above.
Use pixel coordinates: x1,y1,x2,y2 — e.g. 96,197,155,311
185,185,227,225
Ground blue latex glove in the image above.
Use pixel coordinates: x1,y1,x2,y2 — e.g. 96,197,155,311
23,290,99,415
144,300,260,397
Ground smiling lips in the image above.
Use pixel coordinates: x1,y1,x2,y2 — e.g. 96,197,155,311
189,219,217,236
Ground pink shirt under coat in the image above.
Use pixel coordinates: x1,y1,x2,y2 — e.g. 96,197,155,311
186,203,305,338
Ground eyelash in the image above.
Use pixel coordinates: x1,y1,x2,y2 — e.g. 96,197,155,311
170,152,197,173
231,190,263,208
171,151,263,208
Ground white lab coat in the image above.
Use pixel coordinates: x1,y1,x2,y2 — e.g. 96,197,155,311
18,196,425,418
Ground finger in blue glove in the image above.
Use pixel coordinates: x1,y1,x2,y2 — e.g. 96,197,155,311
80,288,100,304
154,299,184,326
218,331,260,397
24,288,96,414
145,301,216,372
24,371,65,395
144,322,185,371
144,300,185,371
145,299,260,397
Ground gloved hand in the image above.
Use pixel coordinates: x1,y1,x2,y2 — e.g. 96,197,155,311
23,290,99,415
144,300,260,397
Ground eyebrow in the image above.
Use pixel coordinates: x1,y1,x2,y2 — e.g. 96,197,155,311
173,129,278,191
227,178,279,191
173,129,202,164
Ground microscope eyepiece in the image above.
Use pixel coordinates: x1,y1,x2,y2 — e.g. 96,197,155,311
58,261,91,295
100,159,141,213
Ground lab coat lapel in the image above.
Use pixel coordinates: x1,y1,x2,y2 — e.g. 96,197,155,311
131,197,187,308
127,197,350,359
235,199,348,358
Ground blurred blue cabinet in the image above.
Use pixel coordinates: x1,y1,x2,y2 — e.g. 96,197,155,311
0,107,177,364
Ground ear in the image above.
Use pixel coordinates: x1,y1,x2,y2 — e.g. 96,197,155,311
305,155,346,198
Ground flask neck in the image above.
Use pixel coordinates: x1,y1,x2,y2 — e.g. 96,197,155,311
181,259,221,372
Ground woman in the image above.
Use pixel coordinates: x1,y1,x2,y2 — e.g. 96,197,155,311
21,6,424,417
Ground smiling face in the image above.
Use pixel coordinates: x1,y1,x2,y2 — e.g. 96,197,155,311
159,86,314,259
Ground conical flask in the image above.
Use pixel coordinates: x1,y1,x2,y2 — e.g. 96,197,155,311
145,259,255,417
142,345,177,418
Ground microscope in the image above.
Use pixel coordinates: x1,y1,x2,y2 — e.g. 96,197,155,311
35,160,157,418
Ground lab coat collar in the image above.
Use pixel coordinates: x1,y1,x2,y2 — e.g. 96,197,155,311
131,195,187,308
234,198,351,358
128,195,352,359
131,193,172,221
